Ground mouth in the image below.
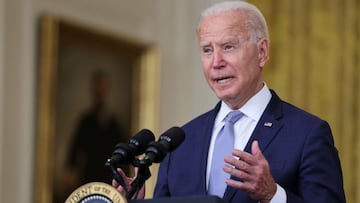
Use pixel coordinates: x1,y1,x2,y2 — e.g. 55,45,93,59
214,76,234,84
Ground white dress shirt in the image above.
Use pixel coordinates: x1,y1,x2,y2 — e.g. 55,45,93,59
206,84,286,203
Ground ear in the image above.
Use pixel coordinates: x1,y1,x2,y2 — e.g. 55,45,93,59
257,38,270,68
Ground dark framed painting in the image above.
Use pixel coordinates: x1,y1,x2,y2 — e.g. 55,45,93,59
35,15,160,203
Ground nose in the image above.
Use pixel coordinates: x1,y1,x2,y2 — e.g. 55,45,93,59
212,49,225,69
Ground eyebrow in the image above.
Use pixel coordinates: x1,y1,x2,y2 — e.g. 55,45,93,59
199,42,210,47
223,37,240,44
199,37,240,47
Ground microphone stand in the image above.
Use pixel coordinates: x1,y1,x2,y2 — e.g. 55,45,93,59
126,158,152,199
105,159,128,194
105,157,151,200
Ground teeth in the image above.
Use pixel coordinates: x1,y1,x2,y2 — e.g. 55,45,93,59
217,78,232,83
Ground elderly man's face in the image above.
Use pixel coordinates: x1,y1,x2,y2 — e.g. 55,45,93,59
198,10,269,109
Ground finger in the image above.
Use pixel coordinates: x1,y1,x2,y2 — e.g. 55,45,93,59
112,178,119,187
225,177,254,192
112,176,127,196
224,163,252,181
134,167,139,177
117,168,130,179
232,149,257,166
113,168,130,187
137,184,146,199
116,185,127,194
224,156,251,173
251,140,265,160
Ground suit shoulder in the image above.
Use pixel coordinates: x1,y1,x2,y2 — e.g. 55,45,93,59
181,102,220,133
281,100,328,125
182,108,215,128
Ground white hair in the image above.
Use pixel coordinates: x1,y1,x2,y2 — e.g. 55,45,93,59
198,1,269,41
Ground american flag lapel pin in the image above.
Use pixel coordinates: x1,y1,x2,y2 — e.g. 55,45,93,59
264,122,273,127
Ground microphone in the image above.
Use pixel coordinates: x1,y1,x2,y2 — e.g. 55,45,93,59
139,126,185,166
125,127,185,199
108,129,155,167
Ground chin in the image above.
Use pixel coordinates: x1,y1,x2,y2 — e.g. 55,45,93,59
215,92,233,102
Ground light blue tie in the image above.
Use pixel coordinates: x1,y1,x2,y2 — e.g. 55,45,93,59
208,110,243,197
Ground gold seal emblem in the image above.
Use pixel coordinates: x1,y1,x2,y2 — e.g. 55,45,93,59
65,182,127,203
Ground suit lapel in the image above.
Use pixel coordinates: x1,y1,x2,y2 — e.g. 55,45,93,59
199,102,222,194
224,90,284,202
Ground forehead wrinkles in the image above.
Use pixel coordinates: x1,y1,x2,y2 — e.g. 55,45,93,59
198,12,250,44
199,21,249,46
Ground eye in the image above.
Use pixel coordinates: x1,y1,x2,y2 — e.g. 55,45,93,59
223,43,235,51
201,46,213,55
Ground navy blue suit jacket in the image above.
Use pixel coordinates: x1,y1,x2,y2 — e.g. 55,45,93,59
153,91,346,203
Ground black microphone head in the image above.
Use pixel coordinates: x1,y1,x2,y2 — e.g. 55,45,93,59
159,126,185,152
141,126,185,165
110,129,155,166
129,129,155,155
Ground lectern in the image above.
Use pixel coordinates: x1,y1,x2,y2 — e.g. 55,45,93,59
64,182,228,203
129,195,228,203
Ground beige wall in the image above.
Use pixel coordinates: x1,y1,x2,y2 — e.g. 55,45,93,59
2,0,36,202
251,0,360,202
0,0,220,202
2,0,358,202
0,0,4,200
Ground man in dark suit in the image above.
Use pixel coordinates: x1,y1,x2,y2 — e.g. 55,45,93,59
114,1,346,202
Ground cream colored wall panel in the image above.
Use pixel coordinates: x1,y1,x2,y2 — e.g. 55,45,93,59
0,0,4,201
252,0,360,202
34,0,157,43
2,0,35,202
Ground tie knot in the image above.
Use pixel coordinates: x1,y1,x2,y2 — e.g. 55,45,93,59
225,110,243,124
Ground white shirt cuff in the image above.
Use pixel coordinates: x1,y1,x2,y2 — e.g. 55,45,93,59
268,184,286,203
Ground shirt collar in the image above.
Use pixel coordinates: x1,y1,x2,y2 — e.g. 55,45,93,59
215,83,272,125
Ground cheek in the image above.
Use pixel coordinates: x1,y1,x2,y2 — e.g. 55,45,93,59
232,53,259,74
201,59,211,75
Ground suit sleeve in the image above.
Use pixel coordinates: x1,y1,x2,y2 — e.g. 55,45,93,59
286,120,346,203
153,153,171,197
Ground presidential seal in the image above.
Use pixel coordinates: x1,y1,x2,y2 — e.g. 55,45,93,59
65,182,127,203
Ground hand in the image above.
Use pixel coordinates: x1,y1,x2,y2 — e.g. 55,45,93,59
223,140,277,203
112,167,145,199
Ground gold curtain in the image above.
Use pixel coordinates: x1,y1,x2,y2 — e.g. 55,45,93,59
250,0,360,202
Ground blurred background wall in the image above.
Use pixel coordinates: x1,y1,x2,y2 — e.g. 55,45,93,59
0,0,359,202
251,1,360,202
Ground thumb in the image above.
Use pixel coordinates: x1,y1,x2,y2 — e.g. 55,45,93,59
251,140,264,160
